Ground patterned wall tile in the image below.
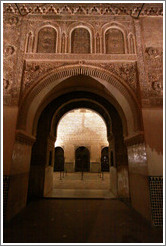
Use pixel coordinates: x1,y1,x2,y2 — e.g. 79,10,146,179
3,175,10,220
149,176,163,226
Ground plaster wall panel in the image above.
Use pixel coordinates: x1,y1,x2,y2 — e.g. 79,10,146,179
11,142,32,175
129,173,151,221
6,173,29,221
28,166,45,198
127,143,150,220
127,143,148,176
142,108,163,175
117,166,129,198
140,17,163,48
3,106,18,174
44,166,53,196
110,167,118,196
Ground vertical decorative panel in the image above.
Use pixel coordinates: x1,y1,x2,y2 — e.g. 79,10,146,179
105,28,125,54
3,175,10,220
149,176,163,226
37,27,56,53
71,28,90,54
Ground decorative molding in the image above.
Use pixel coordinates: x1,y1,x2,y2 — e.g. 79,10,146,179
15,130,36,145
134,20,148,95
22,60,138,95
24,53,137,61
3,3,163,17
124,132,144,146
18,63,142,135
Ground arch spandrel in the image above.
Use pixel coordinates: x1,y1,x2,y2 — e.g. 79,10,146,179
17,65,142,138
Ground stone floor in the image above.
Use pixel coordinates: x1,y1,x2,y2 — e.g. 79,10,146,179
53,172,110,189
46,188,114,198
3,199,163,243
47,172,112,198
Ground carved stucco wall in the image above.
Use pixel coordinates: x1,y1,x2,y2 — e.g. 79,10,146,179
3,3,163,109
3,3,163,222
3,2,163,178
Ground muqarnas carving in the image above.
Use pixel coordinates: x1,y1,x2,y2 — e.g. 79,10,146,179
37,27,57,53
105,29,125,54
71,28,90,54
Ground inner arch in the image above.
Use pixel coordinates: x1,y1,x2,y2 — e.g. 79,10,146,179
54,108,109,173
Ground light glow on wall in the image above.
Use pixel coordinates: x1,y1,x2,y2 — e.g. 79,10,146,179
55,109,109,162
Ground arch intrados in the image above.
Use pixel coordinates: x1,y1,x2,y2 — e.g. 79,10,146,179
50,99,113,140
67,21,94,36
32,92,125,150
76,146,89,150
19,65,139,112
56,106,109,132
33,83,127,138
102,21,128,36
101,147,109,154
55,146,64,152
17,66,141,137
76,146,90,153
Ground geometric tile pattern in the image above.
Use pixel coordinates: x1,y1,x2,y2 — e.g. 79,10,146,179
149,176,163,226
3,175,10,220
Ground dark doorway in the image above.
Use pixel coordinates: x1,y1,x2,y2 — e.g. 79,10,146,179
101,147,109,172
54,147,64,171
75,146,90,172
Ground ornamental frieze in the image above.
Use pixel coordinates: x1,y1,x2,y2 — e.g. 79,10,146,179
22,61,138,96
3,3,163,17
145,47,163,97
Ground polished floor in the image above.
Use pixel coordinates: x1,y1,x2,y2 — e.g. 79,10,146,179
3,199,163,243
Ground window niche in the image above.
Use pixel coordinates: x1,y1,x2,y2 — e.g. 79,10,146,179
105,28,125,54
37,27,57,53
71,28,90,54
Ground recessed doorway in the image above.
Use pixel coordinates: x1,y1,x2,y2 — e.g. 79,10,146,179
75,146,90,172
